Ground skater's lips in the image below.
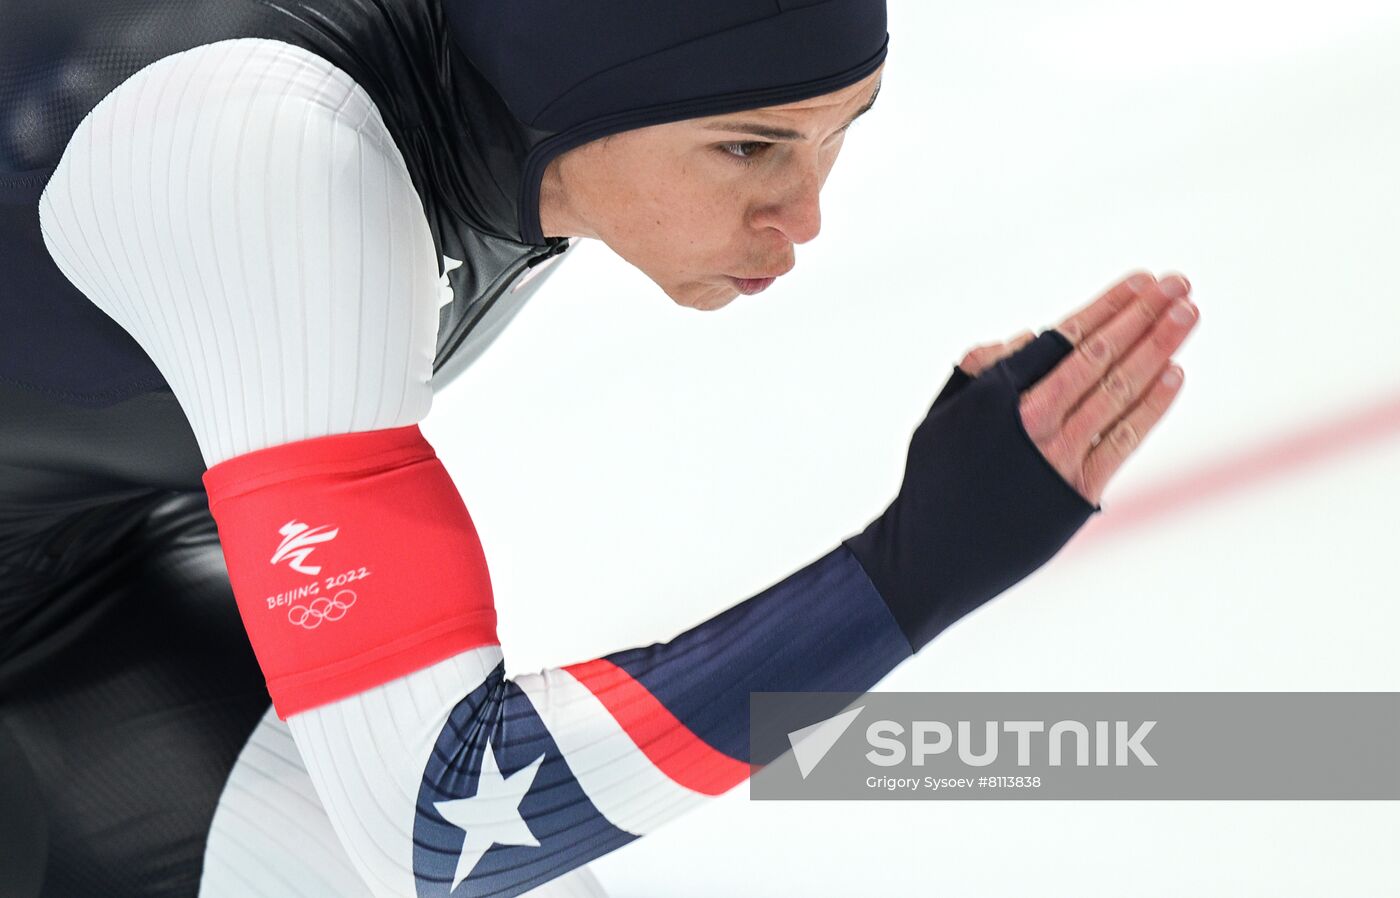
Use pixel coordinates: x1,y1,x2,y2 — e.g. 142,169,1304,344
727,275,777,295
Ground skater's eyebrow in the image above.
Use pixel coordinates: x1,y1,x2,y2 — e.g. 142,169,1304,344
702,79,881,142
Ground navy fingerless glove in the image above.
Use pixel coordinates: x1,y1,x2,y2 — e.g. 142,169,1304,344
844,329,1101,652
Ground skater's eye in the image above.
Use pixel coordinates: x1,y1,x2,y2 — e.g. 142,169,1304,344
717,142,773,167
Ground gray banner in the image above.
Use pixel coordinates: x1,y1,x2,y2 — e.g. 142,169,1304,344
749,692,1400,800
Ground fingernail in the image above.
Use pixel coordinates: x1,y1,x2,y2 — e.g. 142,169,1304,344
1169,300,1197,325
1160,277,1188,299
1161,366,1183,388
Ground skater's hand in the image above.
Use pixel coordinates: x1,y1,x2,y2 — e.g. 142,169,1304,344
957,272,1199,507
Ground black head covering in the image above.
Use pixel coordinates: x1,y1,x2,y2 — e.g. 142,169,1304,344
445,0,889,245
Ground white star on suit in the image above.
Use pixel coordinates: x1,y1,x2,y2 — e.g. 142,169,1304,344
433,740,547,890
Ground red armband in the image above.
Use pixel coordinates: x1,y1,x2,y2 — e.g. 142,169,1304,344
202,425,499,718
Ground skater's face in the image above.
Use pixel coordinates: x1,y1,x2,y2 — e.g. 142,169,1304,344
538,64,884,311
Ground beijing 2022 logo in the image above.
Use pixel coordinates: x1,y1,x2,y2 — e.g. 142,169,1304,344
271,520,339,575
269,519,357,628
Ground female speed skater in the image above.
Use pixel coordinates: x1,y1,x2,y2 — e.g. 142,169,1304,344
0,0,1200,895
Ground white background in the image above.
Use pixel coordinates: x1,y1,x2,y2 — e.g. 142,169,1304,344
424,1,1400,895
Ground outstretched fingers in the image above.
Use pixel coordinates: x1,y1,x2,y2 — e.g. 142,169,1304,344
1017,270,1200,506
1052,270,1159,346
1058,298,1198,454
1021,274,1191,442
1078,363,1185,505
950,270,1198,507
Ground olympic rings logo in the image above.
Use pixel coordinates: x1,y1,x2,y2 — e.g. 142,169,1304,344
287,589,357,629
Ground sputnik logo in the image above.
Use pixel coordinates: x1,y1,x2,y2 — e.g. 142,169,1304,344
271,520,339,575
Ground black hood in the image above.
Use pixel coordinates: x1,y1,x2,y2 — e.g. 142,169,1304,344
444,0,889,246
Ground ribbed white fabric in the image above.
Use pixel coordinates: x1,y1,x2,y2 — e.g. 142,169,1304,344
287,648,502,896
38,38,439,468
205,705,611,898
39,36,684,897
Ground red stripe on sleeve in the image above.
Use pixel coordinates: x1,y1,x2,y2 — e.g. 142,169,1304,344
564,657,752,795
